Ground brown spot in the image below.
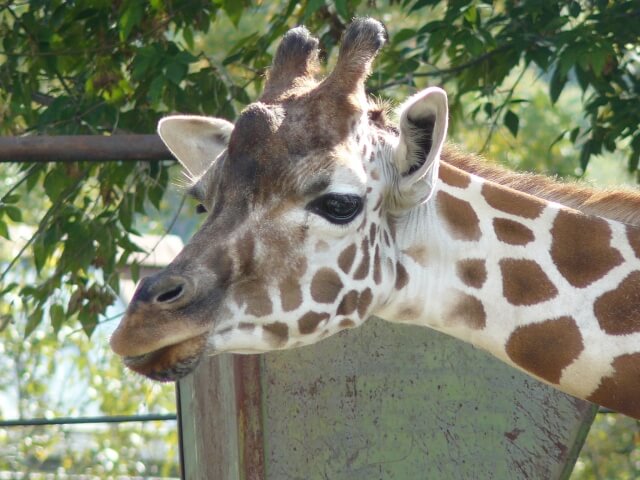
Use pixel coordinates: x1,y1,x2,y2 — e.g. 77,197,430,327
505,316,584,384
456,259,487,289
551,210,623,288
626,225,640,258
372,195,383,212
395,262,409,290
238,322,255,331
235,232,255,276
217,326,233,336
439,163,471,188
594,271,640,335
398,305,421,320
481,182,545,219
339,319,357,329
353,239,370,280
357,214,367,231
587,353,640,419
210,248,234,285
373,245,381,285
263,322,288,346
403,245,428,266
315,240,330,252
500,258,558,306
383,229,390,247
279,278,302,312
298,311,330,334
447,292,486,329
369,223,377,247
338,244,357,274
371,169,380,180
310,268,343,303
337,290,359,316
493,218,535,246
357,288,373,318
436,191,481,241
243,283,273,317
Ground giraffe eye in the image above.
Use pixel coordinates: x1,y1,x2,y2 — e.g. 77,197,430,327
307,193,363,225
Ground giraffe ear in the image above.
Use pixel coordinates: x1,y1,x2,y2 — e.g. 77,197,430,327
392,87,448,207
158,115,234,179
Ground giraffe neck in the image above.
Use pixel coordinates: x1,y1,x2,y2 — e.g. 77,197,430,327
378,162,640,418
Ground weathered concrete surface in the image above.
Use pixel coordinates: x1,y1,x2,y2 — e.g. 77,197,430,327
179,318,596,479
261,318,595,479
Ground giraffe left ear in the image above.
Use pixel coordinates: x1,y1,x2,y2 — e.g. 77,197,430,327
392,87,448,206
158,115,234,180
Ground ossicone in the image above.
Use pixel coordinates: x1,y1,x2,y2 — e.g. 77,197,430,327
322,17,387,95
261,26,320,102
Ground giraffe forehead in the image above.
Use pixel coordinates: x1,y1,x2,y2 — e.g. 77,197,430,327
230,96,360,160
221,101,367,200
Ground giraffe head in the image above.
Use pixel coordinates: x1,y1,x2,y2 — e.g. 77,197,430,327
110,18,449,381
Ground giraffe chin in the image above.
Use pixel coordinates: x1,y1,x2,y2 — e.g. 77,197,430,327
122,333,208,382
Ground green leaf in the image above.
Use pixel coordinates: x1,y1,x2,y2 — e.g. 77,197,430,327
3,194,20,204
4,205,22,222
0,220,9,240
147,76,164,103
549,66,567,104
165,61,187,85
43,167,71,202
569,1,581,17
222,0,244,26
24,308,43,338
119,1,144,41
629,135,640,173
504,110,519,138
579,140,592,171
33,240,46,274
304,0,325,20
394,28,417,44
183,27,194,50
79,310,98,337
335,0,349,20
130,261,140,284
50,304,65,333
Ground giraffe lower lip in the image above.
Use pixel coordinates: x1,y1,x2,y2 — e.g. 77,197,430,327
122,335,207,381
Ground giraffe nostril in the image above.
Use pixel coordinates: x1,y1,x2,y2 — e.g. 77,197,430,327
155,284,185,304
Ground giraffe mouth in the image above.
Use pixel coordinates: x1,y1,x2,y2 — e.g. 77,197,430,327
122,333,208,382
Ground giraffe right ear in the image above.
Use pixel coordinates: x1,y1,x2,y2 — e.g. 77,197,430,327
158,116,234,179
391,87,448,208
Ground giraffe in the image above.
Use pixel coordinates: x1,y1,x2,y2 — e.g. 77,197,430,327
110,18,640,420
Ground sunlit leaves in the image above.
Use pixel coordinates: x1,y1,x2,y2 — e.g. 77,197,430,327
393,0,639,172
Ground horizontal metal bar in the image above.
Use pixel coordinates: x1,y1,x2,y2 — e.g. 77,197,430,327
0,413,177,427
596,407,618,414
0,134,176,163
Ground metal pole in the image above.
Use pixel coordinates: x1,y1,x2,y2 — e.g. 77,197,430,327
0,413,177,427
0,135,175,163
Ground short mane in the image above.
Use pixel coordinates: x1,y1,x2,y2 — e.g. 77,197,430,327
442,145,640,226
